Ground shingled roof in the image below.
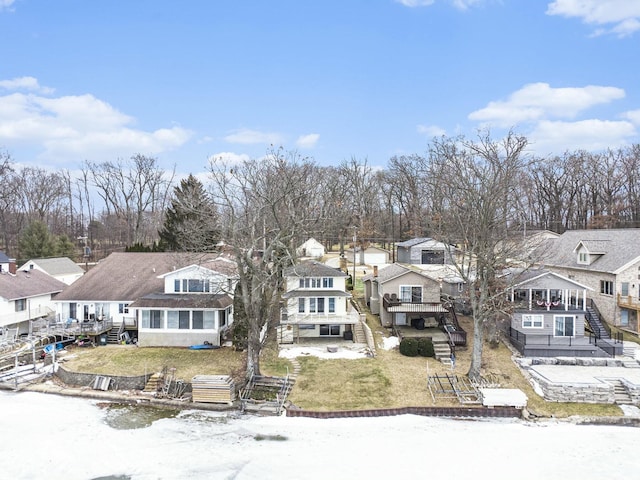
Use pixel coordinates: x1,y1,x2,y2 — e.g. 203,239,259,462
284,260,348,278
0,270,66,301
538,229,640,273
54,252,237,302
19,257,85,276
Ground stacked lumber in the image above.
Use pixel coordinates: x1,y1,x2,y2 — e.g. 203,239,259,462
191,375,236,404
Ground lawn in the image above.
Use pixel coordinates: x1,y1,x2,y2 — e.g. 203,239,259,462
60,311,625,418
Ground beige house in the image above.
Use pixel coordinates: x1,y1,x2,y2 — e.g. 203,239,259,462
539,229,640,334
362,263,446,328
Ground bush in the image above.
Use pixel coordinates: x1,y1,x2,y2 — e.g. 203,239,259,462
399,337,419,357
416,337,434,357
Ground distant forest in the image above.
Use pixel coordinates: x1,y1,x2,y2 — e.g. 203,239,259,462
2,137,640,262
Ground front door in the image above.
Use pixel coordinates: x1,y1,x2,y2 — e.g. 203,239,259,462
554,315,575,337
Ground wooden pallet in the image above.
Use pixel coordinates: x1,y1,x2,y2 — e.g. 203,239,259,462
192,375,236,404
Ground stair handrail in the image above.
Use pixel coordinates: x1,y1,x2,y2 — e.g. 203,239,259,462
585,299,612,339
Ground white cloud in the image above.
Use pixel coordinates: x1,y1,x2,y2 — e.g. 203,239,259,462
0,76,54,94
451,0,482,11
0,87,192,163
295,133,320,149
546,0,640,37
529,119,636,154
395,0,435,7
207,151,251,166
417,124,446,137
223,128,283,145
468,83,625,127
623,109,640,125
0,0,16,11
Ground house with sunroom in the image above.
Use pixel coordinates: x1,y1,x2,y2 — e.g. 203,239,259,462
506,268,622,357
278,260,362,343
54,252,237,347
537,229,640,335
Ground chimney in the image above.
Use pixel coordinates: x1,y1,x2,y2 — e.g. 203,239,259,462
9,259,17,274
373,265,378,277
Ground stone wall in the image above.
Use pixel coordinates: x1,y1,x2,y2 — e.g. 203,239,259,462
56,365,152,390
530,373,614,404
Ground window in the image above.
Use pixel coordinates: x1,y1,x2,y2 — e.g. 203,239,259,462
15,298,26,312
142,310,162,329
192,311,204,329
188,279,209,293
317,298,325,313
118,303,129,314
319,324,340,336
328,298,335,313
203,311,215,329
621,282,629,296
421,250,444,265
309,298,316,313
298,298,305,313
578,252,588,264
322,277,334,288
554,315,575,337
174,279,181,292
299,278,322,288
400,286,422,303
522,314,543,328
600,280,614,296
217,310,225,328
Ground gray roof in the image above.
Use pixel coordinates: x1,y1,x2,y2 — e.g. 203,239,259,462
54,252,237,302
19,257,85,276
0,270,66,301
284,260,348,278
0,251,11,263
396,237,434,248
505,268,592,291
538,229,640,274
362,263,438,284
129,293,233,309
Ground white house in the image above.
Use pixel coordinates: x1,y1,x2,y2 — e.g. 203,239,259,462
54,252,238,347
19,257,85,285
296,238,326,259
1,252,66,337
278,260,360,342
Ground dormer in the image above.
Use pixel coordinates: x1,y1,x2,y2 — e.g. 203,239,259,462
159,264,235,295
574,240,608,266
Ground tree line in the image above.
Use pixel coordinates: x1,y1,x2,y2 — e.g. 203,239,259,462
2,139,639,263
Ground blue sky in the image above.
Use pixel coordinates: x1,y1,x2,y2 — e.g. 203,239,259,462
1,0,640,176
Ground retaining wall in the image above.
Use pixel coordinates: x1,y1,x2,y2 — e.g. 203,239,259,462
286,405,522,419
56,365,152,390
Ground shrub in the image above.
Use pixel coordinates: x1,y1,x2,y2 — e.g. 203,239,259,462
399,337,419,357
416,337,435,357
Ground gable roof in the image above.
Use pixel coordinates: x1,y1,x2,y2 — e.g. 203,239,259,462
508,268,592,291
19,257,85,276
539,229,640,273
362,263,439,284
0,270,66,301
284,260,348,278
54,252,236,302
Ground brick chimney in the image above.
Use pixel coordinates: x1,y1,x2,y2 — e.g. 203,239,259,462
9,258,16,274
373,265,378,277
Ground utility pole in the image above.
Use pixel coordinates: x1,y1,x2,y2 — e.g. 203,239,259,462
352,226,357,292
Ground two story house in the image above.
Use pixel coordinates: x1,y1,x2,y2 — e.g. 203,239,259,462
54,252,237,347
278,261,361,343
538,229,640,335
1,252,66,338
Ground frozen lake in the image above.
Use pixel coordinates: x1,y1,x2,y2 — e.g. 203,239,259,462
1,390,638,480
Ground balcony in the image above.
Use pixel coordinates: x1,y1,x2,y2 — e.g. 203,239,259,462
617,294,640,310
382,294,447,314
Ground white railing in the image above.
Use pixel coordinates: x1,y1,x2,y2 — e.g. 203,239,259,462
0,306,53,328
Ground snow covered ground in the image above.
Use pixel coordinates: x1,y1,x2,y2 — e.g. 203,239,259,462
1,391,638,480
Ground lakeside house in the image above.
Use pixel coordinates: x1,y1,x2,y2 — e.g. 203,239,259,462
53,252,238,347
18,257,85,285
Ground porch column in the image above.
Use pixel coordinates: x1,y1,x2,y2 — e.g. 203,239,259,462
528,288,532,310
546,288,551,310
564,289,568,311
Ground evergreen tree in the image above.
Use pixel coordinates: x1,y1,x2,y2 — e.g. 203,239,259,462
54,234,77,258
159,174,219,251
18,220,56,259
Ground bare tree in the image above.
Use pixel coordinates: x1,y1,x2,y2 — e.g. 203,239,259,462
85,155,175,246
208,148,321,378
427,131,532,380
